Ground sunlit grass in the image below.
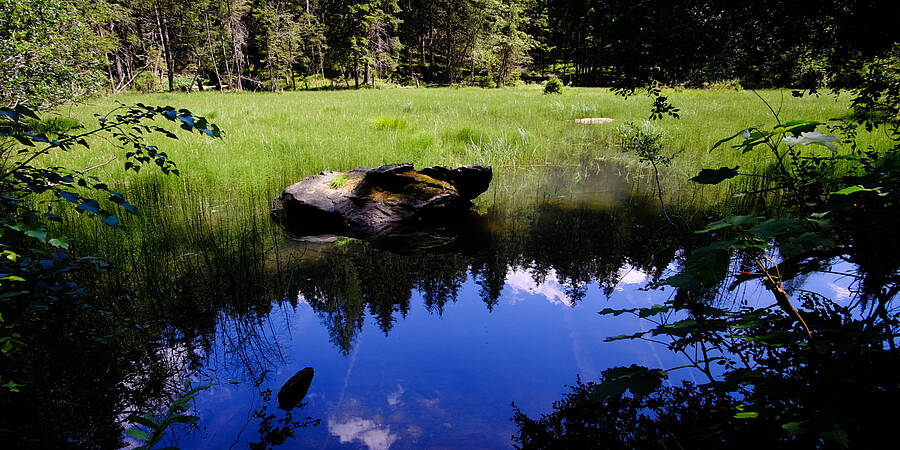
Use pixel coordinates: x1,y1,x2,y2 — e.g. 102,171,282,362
54,86,878,192
47,85,889,249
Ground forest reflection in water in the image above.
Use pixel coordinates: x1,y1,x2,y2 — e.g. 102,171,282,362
6,164,731,448
173,167,717,449
280,194,694,356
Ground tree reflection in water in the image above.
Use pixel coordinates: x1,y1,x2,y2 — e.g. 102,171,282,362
2,164,710,447
286,193,696,355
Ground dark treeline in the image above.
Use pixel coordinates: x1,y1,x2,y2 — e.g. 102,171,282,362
2,0,898,105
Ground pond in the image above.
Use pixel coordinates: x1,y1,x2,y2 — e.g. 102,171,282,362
14,163,857,448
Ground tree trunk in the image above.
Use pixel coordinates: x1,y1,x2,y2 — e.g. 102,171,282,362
155,1,175,92
204,13,223,90
110,24,125,88
224,0,243,91
217,10,233,89
408,45,414,85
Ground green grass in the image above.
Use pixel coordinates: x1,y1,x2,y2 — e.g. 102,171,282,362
329,173,348,188
45,85,890,239
38,85,894,308
373,116,408,130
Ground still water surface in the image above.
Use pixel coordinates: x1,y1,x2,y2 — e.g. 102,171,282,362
186,266,681,448
125,166,850,449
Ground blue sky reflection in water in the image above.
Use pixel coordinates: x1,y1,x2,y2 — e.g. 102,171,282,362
187,265,687,449
143,166,862,449
180,262,858,449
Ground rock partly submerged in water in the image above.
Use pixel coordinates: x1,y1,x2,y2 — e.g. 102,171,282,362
278,367,314,411
272,164,492,239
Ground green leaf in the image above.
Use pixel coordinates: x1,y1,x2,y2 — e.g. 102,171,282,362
774,120,821,136
779,231,836,259
59,191,81,203
782,421,807,434
177,114,195,128
76,199,101,215
655,319,700,337
690,166,740,184
748,218,803,238
831,185,881,195
126,413,159,429
124,429,150,442
710,125,762,151
24,228,47,242
48,236,69,249
734,412,759,419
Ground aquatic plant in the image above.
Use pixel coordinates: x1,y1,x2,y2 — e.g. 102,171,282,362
617,121,679,224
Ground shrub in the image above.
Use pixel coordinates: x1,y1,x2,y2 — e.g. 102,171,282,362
706,79,743,90
133,72,160,93
544,77,563,95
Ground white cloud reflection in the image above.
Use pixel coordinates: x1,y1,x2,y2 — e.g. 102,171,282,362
505,267,573,306
328,416,398,450
506,264,651,304
828,282,852,300
615,265,648,291
387,384,404,406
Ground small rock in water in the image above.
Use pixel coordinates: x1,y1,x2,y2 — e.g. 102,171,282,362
574,117,614,124
277,367,314,410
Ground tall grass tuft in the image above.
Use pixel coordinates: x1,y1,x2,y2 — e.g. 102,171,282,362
374,117,407,130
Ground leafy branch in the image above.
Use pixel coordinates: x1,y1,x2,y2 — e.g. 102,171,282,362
124,380,211,449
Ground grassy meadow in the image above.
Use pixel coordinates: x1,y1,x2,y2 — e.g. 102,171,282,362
53,86,873,190
45,85,887,259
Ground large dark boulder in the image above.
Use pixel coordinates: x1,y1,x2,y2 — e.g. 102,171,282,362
272,164,492,238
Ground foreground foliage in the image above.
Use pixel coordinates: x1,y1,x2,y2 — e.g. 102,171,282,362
513,59,900,448
0,103,219,446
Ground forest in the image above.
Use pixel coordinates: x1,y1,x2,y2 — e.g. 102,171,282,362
2,0,900,449
2,0,898,105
